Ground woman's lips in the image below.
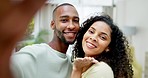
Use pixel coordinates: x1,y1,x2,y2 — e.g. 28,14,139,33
86,41,97,49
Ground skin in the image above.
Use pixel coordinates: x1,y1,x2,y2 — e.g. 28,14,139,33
82,21,111,57
49,5,80,54
71,21,112,78
0,0,46,78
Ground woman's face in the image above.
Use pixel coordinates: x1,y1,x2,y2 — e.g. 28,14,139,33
82,21,112,57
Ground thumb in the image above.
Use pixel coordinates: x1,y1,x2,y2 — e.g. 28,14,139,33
92,58,99,64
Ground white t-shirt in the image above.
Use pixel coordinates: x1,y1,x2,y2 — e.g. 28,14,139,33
82,62,114,78
11,43,72,78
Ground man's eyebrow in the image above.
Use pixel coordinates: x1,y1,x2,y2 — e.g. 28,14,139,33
59,16,69,18
59,16,79,19
73,16,79,20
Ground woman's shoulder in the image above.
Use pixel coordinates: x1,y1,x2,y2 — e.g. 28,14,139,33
82,61,114,78
91,61,112,72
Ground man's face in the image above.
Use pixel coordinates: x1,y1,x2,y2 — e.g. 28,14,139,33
52,5,80,44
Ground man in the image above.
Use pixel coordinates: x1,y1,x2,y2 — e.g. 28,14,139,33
0,0,46,78
11,3,80,78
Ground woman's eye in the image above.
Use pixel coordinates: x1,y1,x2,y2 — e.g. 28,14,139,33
88,30,94,34
100,35,107,40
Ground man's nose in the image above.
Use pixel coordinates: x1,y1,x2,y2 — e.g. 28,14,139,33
67,20,75,30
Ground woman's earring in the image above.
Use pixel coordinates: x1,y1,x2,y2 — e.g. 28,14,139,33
105,49,109,52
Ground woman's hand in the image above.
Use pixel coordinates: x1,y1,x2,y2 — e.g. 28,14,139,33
71,57,98,78
73,57,97,71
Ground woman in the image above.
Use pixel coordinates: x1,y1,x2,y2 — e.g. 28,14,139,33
71,13,133,78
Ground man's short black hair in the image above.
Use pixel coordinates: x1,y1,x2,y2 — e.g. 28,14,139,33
52,3,75,20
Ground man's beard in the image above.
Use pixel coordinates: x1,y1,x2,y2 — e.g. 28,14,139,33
55,29,75,45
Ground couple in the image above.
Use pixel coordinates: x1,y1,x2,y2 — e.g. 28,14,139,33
10,3,133,78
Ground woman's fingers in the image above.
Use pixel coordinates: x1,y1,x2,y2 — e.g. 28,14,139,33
74,57,99,67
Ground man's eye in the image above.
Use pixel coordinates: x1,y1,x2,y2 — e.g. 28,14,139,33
61,19,68,22
73,20,79,23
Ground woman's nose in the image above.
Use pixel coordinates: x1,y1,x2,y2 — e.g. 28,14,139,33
89,36,97,42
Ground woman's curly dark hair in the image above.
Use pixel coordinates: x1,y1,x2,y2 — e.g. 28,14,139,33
72,13,133,78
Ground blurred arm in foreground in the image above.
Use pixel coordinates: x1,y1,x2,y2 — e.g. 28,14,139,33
0,0,46,78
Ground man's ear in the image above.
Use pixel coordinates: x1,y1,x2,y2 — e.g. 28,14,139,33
50,20,55,29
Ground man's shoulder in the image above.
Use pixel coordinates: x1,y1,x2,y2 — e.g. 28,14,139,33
13,43,49,59
11,43,50,68
20,43,48,51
